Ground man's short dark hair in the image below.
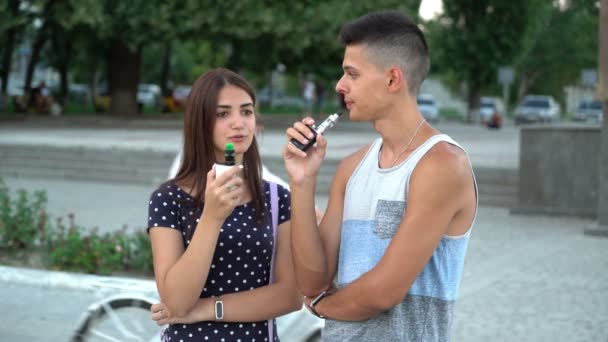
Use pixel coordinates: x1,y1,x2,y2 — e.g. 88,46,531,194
339,10,430,96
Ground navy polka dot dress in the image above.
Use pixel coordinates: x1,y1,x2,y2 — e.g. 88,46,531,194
147,181,291,342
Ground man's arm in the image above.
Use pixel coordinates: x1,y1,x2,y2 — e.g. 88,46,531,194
311,145,474,321
290,146,368,297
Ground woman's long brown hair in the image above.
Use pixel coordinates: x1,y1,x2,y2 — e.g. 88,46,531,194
173,68,265,223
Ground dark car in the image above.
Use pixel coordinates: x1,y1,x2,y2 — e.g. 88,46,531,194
574,100,604,123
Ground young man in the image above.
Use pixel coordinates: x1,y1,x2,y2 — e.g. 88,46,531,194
283,10,477,341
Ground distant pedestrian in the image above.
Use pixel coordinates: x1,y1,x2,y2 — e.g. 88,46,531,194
302,77,315,114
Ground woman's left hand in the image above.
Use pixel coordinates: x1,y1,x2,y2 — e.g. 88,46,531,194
151,302,199,326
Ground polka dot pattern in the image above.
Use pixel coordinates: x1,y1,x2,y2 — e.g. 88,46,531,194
148,181,290,341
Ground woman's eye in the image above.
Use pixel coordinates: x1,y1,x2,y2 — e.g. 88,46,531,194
242,109,254,116
217,112,228,117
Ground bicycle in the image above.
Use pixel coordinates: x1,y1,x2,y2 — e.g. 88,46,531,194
69,272,322,342
70,275,162,342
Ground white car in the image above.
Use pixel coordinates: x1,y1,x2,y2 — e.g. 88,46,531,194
417,94,440,122
514,95,560,124
137,84,162,108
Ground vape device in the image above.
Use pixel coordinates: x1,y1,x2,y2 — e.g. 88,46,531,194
214,143,236,177
290,112,343,151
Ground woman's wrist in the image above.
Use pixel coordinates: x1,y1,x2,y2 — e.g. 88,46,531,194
195,297,216,322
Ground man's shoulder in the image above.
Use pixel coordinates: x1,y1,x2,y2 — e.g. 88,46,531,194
337,142,373,174
416,140,472,185
426,140,469,167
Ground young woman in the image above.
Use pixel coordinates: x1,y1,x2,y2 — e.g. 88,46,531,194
147,68,301,341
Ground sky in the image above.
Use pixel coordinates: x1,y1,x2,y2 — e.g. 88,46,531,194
419,0,443,20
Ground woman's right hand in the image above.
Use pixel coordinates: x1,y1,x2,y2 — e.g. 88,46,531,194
202,166,244,223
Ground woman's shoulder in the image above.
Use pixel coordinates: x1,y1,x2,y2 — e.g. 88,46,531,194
262,179,290,195
149,181,193,203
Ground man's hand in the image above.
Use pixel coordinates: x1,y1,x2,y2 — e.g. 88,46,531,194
283,117,327,185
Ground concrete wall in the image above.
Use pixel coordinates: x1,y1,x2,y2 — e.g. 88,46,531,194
513,124,601,218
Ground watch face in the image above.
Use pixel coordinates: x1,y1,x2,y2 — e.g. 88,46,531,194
215,300,224,319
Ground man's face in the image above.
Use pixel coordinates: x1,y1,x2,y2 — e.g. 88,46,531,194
335,44,388,121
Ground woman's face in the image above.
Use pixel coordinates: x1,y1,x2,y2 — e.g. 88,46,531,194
212,85,256,163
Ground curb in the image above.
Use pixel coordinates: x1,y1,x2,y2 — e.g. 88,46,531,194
0,265,156,292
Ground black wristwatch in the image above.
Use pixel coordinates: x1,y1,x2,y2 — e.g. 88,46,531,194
309,291,330,319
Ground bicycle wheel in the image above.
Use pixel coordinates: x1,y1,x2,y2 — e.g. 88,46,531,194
71,296,162,342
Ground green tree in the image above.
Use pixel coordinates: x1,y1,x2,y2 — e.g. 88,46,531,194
513,0,599,104
0,0,28,96
427,0,533,119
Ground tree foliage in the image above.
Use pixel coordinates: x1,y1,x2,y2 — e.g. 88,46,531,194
427,0,532,117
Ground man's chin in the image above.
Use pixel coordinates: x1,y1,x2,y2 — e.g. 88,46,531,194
347,109,366,122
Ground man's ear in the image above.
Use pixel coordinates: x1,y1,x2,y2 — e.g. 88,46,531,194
387,67,405,93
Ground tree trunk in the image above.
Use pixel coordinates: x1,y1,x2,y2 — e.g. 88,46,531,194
108,39,141,116
24,28,48,94
597,0,608,226
466,77,481,123
227,39,243,72
1,29,17,94
160,42,171,96
57,36,72,105
1,0,22,94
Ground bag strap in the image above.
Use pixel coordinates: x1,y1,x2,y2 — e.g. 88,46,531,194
268,181,279,341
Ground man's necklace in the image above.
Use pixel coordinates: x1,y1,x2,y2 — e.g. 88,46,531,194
383,118,426,168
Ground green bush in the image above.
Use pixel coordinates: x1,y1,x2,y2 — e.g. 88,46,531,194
0,180,153,276
0,181,49,250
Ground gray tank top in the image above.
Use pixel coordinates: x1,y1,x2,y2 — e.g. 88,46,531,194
323,134,477,342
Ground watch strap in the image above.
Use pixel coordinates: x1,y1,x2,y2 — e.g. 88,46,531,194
309,291,329,319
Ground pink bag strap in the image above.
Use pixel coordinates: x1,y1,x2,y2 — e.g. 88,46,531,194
268,181,279,341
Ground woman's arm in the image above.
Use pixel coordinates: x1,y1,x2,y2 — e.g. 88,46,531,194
152,221,302,325
151,167,245,317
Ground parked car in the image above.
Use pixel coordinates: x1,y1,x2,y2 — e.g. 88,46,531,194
417,94,440,122
514,95,560,124
477,97,501,122
137,83,162,108
574,99,604,123
478,97,504,129
162,85,191,112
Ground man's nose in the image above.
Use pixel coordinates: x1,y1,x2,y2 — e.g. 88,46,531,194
335,75,346,94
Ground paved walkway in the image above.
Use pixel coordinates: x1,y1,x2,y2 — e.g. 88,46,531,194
2,117,606,341
0,119,520,169
0,206,606,341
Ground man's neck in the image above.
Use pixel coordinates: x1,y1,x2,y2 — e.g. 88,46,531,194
372,102,426,151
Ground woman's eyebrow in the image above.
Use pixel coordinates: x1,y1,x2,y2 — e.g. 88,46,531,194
217,102,254,109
